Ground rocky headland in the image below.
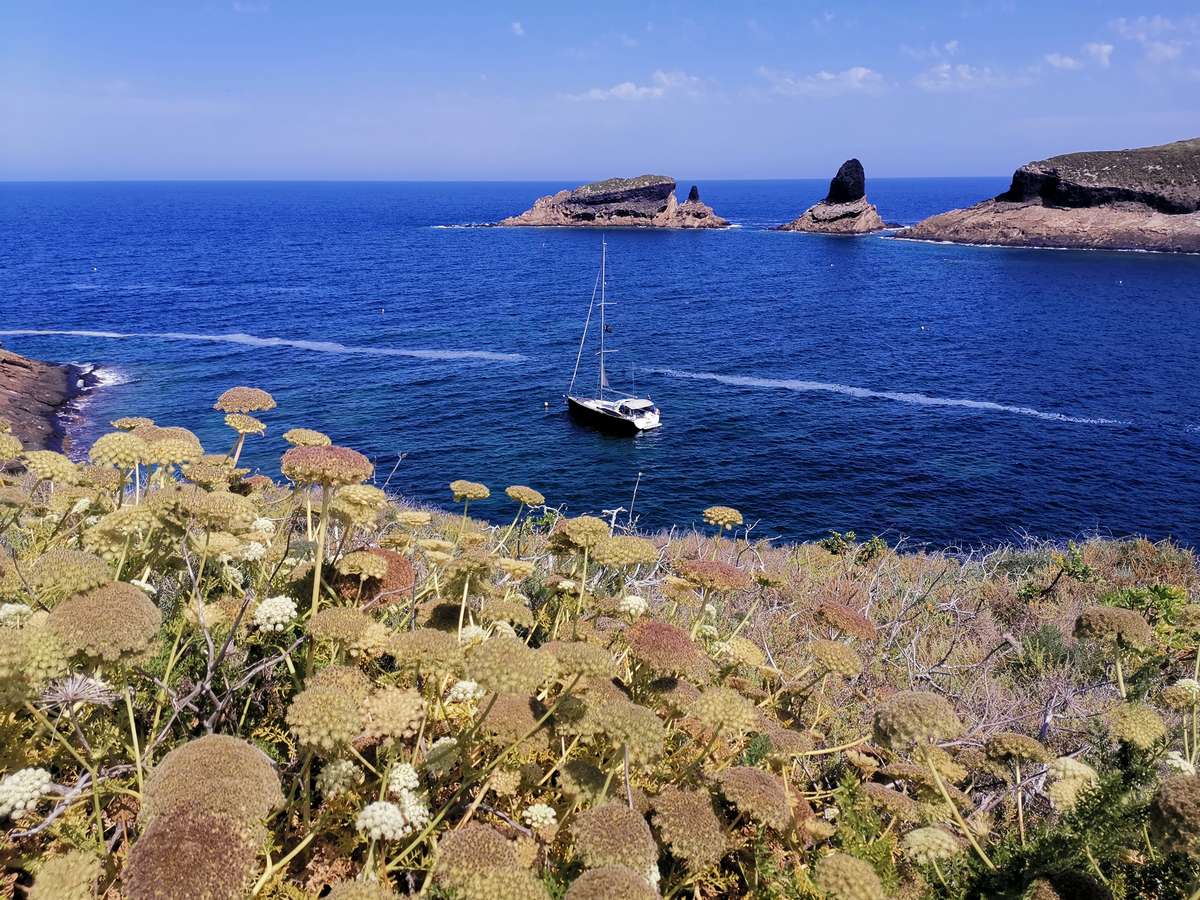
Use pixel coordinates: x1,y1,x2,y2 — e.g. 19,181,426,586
0,348,88,453
898,138,1200,252
777,159,885,235
499,175,729,228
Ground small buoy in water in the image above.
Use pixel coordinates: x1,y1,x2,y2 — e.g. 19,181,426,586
543,401,549,408
380,308,384,314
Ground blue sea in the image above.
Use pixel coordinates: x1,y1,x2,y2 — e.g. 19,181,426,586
2,179,1199,548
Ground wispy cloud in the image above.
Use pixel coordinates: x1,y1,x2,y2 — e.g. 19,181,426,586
510,21,525,37
1044,52,1082,70
913,62,1030,92
1085,42,1114,67
1110,15,1197,65
566,70,703,102
901,39,959,61
756,65,884,97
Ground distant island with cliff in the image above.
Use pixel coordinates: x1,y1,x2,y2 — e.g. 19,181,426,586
492,137,1200,253
898,138,1200,253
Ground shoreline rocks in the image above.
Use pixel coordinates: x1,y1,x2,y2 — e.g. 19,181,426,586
777,159,885,235
499,175,729,229
0,348,90,453
897,138,1200,253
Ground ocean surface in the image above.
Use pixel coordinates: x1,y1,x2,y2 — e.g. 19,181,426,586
2,179,1199,549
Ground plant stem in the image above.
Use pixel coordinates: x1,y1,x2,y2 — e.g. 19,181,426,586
922,746,994,870
1014,761,1026,846
124,688,144,795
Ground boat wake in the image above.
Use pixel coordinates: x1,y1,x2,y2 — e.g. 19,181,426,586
645,367,1128,426
0,329,528,363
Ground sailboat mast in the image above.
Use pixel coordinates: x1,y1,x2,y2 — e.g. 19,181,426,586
598,239,606,396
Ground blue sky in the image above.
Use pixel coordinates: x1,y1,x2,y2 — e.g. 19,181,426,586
2,1,1198,179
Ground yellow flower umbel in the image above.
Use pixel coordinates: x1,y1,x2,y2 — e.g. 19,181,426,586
281,444,373,628
283,427,331,447
985,732,1049,845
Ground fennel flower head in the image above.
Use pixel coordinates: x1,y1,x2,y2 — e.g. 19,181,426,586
522,802,557,830
214,386,276,414
253,595,298,632
356,796,429,840
0,767,53,819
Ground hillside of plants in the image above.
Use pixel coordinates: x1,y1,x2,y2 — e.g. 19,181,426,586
1,386,1199,899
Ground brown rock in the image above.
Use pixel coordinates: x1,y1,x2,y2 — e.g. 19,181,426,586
777,158,885,235
898,138,1200,252
0,348,82,453
499,175,729,228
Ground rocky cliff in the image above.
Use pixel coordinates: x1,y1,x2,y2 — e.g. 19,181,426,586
777,159,885,235
0,349,84,453
898,138,1200,252
499,175,729,228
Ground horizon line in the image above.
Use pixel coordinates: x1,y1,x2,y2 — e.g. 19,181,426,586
0,174,1010,185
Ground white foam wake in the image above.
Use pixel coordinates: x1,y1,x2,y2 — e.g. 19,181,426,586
646,367,1127,426
0,329,528,363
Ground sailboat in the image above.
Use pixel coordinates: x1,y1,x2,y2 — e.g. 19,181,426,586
566,240,662,434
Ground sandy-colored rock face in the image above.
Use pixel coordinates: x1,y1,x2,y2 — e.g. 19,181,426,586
499,175,729,228
777,159,885,235
0,349,78,452
898,138,1200,252
778,196,886,234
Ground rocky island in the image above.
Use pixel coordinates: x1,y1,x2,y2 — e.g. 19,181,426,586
0,348,86,453
898,137,1200,253
777,158,885,234
499,175,729,228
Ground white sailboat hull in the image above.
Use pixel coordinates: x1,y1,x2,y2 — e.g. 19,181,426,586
568,396,661,432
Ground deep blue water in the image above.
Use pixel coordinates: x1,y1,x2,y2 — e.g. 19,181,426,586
2,179,1199,548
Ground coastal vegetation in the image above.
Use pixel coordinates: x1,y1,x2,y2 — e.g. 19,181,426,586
2,388,1200,898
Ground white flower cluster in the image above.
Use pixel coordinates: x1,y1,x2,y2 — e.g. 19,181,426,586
242,541,267,562
387,763,420,794
522,802,557,830
0,768,52,820
316,759,364,798
0,603,32,628
355,793,430,841
1165,750,1197,775
618,595,647,618
253,595,298,632
252,517,276,535
1173,678,1200,702
445,679,485,705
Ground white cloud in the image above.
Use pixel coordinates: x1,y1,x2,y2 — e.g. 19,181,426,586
1110,15,1197,65
901,39,959,61
1111,15,1177,42
756,65,884,96
567,69,703,101
510,21,525,37
1085,42,1114,67
1146,41,1183,63
914,62,1028,92
1044,53,1082,70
